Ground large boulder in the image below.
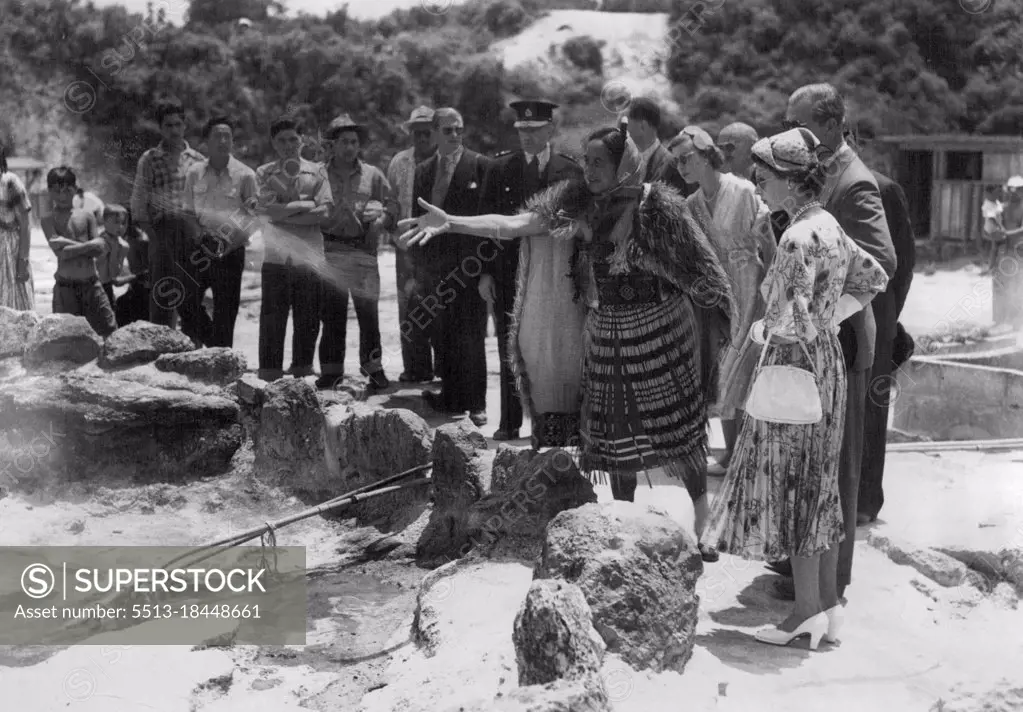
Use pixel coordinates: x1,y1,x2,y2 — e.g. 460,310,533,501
251,378,330,491
155,348,247,385
0,372,241,490
535,502,703,674
0,308,40,358
513,579,605,686
100,321,194,368
23,314,102,369
466,446,596,559
416,421,491,562
322,402,433,523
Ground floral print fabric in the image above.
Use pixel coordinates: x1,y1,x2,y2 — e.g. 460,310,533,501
705,207,888,559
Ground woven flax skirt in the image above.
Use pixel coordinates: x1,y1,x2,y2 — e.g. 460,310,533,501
579,292,709,498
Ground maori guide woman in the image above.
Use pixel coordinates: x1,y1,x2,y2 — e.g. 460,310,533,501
400,122,733,562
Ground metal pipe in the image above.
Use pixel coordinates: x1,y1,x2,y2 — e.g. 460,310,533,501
887,438,1023,453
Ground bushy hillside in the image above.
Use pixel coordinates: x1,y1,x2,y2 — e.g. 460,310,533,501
0,0,1018,203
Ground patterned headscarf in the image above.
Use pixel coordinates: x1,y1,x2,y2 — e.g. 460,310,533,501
750,127,824,174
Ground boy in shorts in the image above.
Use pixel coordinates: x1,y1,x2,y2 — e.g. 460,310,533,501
42,167,117,337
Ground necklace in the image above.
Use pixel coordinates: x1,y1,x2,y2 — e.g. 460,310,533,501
791,201,821,223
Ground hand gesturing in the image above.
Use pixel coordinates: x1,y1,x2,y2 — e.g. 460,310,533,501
397,198,452,248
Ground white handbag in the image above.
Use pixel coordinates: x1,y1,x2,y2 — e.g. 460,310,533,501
745,327,823,425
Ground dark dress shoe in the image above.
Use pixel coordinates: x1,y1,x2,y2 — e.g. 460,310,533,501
399,372,434,383
856,512,877,526
766,559,793,577
422,390,458,414
493,429,520,441
469,411,488,427
699,543,719,563
366,371,390,391
315,375,343,390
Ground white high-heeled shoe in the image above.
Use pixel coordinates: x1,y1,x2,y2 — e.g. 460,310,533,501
823,605,843,643
754,612,828,650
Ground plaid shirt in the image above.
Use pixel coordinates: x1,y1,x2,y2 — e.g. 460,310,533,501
130,140,206,224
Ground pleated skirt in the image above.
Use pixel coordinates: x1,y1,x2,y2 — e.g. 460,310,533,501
704,330,847,560
579,292,708,497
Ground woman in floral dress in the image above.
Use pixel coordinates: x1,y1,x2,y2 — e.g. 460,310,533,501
400,123,733,562
704,129,888,649
669,126,776,475
0,147,35,310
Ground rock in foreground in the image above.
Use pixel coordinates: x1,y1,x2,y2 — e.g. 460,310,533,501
0,372,241,488
513,579,605,686
155,347,247,385
101,321,195,368
0,307,40,358
23,314,102,368
536,502,703,674
467,446,596,559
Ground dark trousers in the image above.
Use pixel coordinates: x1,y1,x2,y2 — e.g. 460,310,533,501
859,333,895,520
148,214,203,331
425,271,487,412
179,246,246,348
102,282,115,311
398,253,435,379
53,276,117,337
493,265,523,433
611,473,638,502
115,282,150,327
320,246,383,378
838,368,867,595
258,260,321,381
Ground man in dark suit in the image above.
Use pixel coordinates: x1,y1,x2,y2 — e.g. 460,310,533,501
477,99,583,441
410,108,492,426
771,84,897,602
627,97,694,197
858,169,915,523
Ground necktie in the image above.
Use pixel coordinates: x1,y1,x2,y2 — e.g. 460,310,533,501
525,155,541,198
432,155,452,207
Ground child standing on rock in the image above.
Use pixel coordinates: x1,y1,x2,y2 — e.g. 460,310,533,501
41,167,117,337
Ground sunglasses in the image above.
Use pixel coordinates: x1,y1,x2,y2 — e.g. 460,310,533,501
675,151,699,166
781,119,807,131
719,142,736,155
412,129,433,138
440,126,464,136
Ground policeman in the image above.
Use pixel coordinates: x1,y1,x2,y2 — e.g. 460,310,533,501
477,99,583,441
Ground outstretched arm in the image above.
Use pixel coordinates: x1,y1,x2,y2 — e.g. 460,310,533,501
399,197,544,246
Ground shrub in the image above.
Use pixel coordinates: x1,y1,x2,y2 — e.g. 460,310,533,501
562,35,604,74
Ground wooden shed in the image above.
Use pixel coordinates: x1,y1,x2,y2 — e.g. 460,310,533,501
876,134,1023,246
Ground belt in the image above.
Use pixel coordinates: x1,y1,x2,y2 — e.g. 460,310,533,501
55,275,99,287
597,275,663,307
322,231,363,245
